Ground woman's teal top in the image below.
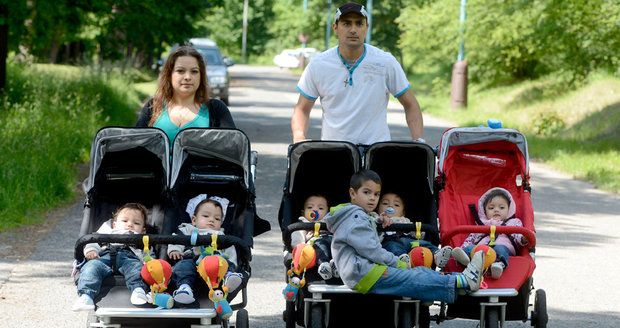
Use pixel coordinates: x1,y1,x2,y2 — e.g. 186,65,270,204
153,104,210,145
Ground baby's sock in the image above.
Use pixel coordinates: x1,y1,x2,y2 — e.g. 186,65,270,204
454,274,469,289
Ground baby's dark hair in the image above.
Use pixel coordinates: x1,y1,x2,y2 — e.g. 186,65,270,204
304,193,329,205
113,203,148,223
194,198,224,216
483,189,511,208
350,169,382,190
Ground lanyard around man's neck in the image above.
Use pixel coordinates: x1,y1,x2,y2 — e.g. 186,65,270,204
338,45,366,87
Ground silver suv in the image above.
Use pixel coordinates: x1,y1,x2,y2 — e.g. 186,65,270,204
189,38,233,105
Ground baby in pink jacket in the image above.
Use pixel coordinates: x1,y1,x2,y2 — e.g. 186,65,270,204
452,187,528,279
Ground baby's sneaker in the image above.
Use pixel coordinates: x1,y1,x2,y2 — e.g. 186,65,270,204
318,262,333,280
130,287,148,306
398,253,412,269
490,262,505,279
451,247,471,266
72,294,95,311
434,246,453,268
173,284,195,304
330,259,340,278
224,272,243,292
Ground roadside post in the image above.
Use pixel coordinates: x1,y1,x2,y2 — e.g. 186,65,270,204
451,0,468,108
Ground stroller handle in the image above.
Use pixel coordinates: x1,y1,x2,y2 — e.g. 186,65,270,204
441,225,536,249
74,234,251,263
283,222,438,252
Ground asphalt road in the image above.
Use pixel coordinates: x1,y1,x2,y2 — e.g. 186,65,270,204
0,64,619,328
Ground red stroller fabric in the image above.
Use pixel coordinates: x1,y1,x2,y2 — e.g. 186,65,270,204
438,139,536,289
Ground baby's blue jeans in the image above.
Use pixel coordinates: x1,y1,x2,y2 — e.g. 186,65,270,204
77,249,146,299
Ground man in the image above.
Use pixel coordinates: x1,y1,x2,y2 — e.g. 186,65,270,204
291,2,424,144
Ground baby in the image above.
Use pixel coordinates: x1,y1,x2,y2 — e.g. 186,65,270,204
167,195,243,304
452,187,528,279
377,192,453,268
72,203,150,311
290,194,338,280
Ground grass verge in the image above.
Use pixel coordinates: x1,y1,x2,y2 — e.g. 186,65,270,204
0,63,141,232
417,72,620,193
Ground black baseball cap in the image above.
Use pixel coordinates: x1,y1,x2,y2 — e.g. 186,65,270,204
334,2,368,22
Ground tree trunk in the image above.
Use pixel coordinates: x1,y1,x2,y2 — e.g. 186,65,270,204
0,4,8,92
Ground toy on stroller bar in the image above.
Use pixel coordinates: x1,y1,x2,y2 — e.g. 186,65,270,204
279,140,440,328
74,127,269,328
435,127,548,328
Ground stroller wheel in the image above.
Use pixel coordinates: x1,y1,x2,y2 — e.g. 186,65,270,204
531,289,548,328
235,308,249,328
309,303,325,328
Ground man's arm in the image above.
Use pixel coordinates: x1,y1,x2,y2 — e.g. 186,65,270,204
291,95,316,143
397,90,424,140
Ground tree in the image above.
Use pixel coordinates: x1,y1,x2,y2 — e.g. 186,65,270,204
0,4,7,91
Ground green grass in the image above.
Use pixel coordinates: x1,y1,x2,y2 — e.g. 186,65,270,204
417,72,620,193
0,63,141,232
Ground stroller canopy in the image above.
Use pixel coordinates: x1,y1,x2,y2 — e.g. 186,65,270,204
438,127,529,176
286,141,361,194
83,127,170,192
170,128,251,189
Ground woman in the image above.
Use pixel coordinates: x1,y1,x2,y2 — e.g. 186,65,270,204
136,45,235,143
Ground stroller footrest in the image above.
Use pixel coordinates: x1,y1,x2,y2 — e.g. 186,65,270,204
95,307,217,320
470,288,518,298
308,284,358,294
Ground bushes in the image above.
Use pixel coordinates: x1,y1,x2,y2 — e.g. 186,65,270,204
0,64,139,231
398,0,620,86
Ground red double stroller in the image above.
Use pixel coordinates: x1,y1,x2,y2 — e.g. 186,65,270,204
436,127,548,328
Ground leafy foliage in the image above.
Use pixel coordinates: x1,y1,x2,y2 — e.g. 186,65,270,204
0,63,139,230
398,0,620,85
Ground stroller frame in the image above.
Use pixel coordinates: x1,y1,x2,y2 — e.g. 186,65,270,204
280,140,438,328
435,127,547,328
77,127,268,328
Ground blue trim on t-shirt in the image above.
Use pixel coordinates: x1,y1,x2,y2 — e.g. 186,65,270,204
296,86,318,101
394,84,411,98
338,44,367,87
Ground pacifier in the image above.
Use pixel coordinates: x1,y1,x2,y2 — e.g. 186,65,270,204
384,207,395,215
309,210,320,222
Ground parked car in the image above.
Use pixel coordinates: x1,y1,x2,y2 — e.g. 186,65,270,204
189,38,233,105
273,48,318,69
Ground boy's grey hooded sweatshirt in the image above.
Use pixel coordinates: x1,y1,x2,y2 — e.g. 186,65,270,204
324,203,401,293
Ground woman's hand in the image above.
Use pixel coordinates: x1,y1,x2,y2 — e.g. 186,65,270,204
169,251,184,260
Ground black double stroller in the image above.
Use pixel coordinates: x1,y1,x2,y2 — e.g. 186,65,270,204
74,127,270,328
279,140,438,328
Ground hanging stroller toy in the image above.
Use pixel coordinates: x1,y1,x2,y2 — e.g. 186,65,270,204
196,235,233,320
282,220,322,302
140,236,174,309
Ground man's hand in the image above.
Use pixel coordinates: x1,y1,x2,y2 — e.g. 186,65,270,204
291,95,315,143
169,251,184,261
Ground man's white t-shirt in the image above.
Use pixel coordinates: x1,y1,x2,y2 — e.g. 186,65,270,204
296,44,411,145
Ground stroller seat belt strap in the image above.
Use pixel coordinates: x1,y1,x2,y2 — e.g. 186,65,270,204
489,225,497,246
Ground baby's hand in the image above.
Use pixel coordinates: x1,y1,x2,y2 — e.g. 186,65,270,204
169,251,183,260
85,251,99,260
381,217,394,228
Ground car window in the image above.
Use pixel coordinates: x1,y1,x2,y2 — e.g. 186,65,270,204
197,48,223,65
